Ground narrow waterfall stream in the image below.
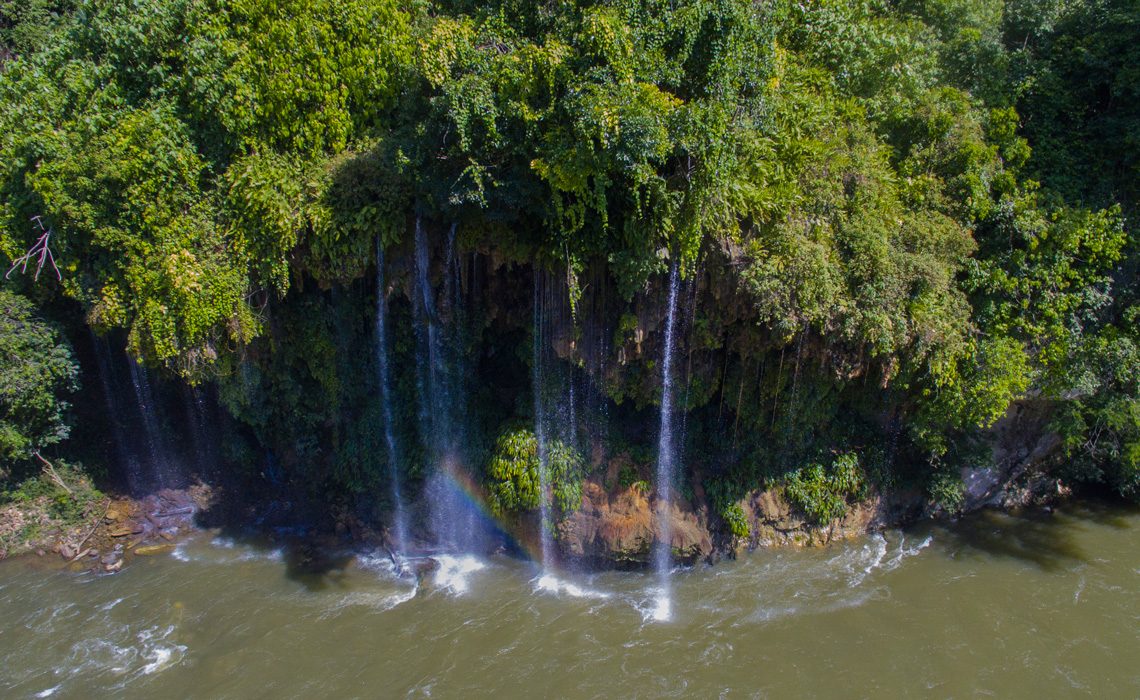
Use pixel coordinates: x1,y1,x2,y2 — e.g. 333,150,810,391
376,242,409,559
651,263,682,621
126,357,175,490
533,271,554,571
413,218,492,554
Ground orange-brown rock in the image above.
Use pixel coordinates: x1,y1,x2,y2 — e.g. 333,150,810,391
558,480,711,565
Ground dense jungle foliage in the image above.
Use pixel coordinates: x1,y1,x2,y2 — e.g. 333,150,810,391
0,0,1136,529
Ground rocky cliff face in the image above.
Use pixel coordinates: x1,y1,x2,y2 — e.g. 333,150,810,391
552,476,923,566
547,399,1069,567
737,488,923,550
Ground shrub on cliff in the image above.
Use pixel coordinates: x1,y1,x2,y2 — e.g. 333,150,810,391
784,453,864,526
485,427,583,518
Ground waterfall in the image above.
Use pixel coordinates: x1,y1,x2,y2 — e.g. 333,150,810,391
183,386,216,478
565,373,576,451
127,356,177,489
377,242,410,559
413,217,487,553
533,271,554,570
414,216,448,447
652,263,681,621
91,333,140,492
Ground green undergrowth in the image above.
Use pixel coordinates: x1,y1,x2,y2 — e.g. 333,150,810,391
0,459,104,555
784,453,865,526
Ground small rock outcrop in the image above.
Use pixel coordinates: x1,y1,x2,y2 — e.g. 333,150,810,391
558,480,712,566
738,488,920,550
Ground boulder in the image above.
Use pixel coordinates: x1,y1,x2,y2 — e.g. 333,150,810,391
108,524,143,538
132,544,174,556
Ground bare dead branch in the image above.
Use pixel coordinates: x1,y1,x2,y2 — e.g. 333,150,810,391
6,216,62,282
34,451,73,496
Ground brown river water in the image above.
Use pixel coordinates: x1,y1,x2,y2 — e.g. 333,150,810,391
1,502,1137,698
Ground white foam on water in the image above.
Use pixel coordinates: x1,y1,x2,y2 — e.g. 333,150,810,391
171,543,191,562
354,552,417,578
830,534,888,588
25,603,78,635
533,572,610,600
733,532,931,625
140,646,180,675
132,626,187,678
353,554,393,581
64,624,186,683
321,588,418,619
634,588,673,623
211,537,284,563
34,685,61,698
882,534,933,572
742,604,800,624
68,638,134,676
431,555,486,595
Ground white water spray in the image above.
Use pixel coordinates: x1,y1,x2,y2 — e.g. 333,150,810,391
652,263,681,621
533,272,555,571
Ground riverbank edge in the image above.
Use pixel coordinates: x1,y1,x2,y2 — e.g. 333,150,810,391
0,485,212,573
0,417,1077,574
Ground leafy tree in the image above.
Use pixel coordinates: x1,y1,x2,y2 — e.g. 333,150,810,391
0,290,78,476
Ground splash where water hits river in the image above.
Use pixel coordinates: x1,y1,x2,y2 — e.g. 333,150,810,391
1,503,1137,698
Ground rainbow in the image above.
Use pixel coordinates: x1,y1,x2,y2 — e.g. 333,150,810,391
430,456,547,565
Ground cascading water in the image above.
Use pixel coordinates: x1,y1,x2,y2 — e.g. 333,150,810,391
91,333,140,492
652,263,681,621
376,242,410,560
564,373,577,451
183,386,216,478
413,217,488,554
414,217,447,440
532,272,554,571
127,355,179,490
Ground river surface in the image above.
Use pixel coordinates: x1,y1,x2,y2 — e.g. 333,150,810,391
1,503,1137,698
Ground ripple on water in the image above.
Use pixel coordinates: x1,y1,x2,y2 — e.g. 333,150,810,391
171,536,284,565
728,532,931,625
323,570,418,617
